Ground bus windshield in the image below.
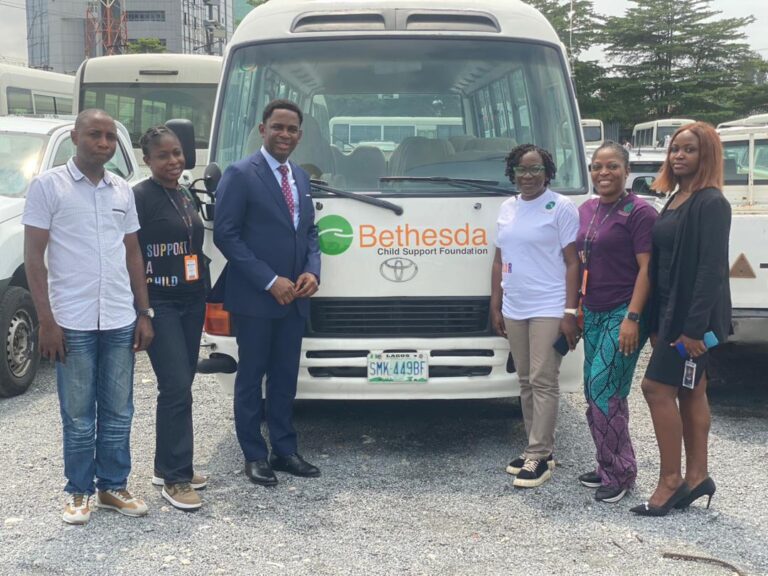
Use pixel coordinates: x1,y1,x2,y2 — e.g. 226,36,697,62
81,83,216,149
214,38,585,194
582,126,602,143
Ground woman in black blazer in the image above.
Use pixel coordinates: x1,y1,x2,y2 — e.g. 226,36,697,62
631,122,731,516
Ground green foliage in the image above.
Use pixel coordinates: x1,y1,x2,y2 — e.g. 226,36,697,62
529,0,766,131
126,38,166,54
601,0,759,126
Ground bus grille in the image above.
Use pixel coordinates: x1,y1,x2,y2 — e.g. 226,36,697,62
308,297,491,337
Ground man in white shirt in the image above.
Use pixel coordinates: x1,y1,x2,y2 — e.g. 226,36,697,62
23,109,154,525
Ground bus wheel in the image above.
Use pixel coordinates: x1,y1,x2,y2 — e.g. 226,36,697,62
0,287,40,398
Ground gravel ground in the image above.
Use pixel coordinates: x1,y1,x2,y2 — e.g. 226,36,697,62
0,346,767,576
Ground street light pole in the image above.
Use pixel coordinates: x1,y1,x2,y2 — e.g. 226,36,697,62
568,0,574,65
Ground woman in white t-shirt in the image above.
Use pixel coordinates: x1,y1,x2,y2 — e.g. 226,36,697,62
491,144,581,489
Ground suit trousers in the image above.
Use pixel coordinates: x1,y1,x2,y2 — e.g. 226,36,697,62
234,306,305,461
504,317,563,460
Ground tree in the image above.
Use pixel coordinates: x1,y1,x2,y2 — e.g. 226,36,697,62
525,1,608,119
126,38,166,54
602,0,756,125
524,0,603,59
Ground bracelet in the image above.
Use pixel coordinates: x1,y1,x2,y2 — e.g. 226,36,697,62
564,308,578,316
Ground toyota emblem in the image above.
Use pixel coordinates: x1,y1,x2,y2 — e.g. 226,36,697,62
379,257,418,282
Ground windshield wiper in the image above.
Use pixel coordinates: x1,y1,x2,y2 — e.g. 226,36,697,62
380,176,516,195
310,180,403,215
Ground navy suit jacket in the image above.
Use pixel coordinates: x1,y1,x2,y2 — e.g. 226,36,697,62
213,150,321,319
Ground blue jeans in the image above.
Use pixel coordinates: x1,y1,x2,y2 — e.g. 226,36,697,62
146,293,205,483
56,322,135,494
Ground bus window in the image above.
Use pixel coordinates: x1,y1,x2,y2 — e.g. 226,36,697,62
6,88,33,115
722,140,749,184
755,140,768,182
33,94,56,115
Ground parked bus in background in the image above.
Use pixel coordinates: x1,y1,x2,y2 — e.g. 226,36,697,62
717,113,768,129
196,0,589,400
632,118,695,149
580,118,604,152
73,54,222,178
329,116,465,157
716,124,768,345
0,64,74,116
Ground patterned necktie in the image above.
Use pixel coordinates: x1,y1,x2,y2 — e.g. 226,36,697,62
278,164,295,220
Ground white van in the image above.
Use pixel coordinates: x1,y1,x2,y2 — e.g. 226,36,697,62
196,0,590,400
0,116,141,397
632,118,695,149
0,64,74,116
581,119,604,153
717,125,768,343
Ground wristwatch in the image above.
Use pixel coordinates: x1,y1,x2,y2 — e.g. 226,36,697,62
137,307,155,319
564,308,578,316
625,311,640,322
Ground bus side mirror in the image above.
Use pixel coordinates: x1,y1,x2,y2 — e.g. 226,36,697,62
204,162,222,194
166,118,196,170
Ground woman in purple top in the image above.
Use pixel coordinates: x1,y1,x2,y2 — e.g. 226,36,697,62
576,141,658,503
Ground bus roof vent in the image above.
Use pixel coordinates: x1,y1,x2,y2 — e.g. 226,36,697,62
292,12,386,32
401,11,500,32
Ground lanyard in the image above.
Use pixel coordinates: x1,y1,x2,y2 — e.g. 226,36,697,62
153,178,195,252
581,193,626,267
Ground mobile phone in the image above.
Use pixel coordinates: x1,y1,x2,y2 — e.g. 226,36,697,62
554,333,581,356
675,331,719,358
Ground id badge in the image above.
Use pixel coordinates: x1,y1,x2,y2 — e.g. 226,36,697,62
682,358,696,389
580,269,589,296
184,254,200,282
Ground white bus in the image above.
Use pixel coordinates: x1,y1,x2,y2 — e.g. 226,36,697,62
199,0,588,399
0,64,74,116
716,125,768,344
717,113,768,129
632,118,695,149
580,118,604,150
73,54,222,177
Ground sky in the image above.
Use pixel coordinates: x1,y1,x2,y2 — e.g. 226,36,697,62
0,0,766,66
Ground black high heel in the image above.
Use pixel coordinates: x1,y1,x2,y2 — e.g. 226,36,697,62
630,483,690,517
674,477,716,509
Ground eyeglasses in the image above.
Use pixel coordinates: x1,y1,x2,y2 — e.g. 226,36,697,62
513,165,546,176
589,163,624,172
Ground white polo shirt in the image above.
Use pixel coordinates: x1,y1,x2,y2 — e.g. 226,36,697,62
495,188,579,320
22,158,140,331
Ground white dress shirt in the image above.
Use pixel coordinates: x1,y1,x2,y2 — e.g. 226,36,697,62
22,158,140,331
261,146,301,290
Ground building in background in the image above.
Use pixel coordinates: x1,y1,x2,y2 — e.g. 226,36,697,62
27,0,234,74
126,0,234,56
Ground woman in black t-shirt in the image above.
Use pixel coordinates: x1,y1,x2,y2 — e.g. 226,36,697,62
134,126,208,511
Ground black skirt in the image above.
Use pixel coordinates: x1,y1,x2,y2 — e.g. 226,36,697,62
645,295,708,388
645,337,709,388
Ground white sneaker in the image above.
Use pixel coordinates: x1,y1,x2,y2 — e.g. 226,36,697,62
95,489,148,517
62,493,91,525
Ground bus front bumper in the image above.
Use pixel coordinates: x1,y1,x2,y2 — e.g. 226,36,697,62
199,334,583,400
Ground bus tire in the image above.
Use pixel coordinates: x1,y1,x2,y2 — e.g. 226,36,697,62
0,287,40,398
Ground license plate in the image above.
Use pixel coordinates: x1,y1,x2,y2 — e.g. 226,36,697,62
367,351,429,383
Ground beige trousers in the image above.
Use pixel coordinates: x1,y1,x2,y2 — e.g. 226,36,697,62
504,317,563,460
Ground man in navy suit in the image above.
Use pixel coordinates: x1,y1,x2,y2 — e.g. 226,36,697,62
214,100,321,486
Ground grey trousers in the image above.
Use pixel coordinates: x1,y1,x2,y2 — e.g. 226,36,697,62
504,317,563,460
